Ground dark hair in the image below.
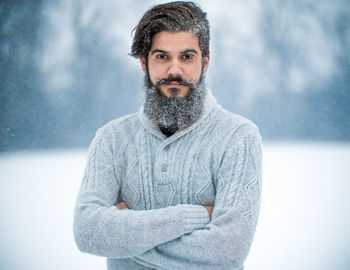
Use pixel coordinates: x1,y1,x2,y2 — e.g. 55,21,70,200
131,1,210,59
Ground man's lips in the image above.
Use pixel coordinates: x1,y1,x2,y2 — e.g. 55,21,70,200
166,81,182,87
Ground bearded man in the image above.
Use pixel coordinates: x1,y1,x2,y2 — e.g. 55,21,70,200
74,2,262,269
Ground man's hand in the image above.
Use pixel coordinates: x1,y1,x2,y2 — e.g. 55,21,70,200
115,201,129,210
204,205,213,219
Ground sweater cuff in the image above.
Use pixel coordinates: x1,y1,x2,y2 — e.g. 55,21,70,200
182,204,210,234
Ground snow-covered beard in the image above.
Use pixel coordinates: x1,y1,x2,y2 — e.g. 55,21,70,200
143,70,206,134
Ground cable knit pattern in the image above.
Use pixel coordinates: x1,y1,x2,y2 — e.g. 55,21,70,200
74,91,262,270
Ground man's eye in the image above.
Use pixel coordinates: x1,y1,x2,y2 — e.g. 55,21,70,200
155,54,168,60
182,54,194,60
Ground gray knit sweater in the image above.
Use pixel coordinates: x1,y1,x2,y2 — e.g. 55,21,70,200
74,91,262,270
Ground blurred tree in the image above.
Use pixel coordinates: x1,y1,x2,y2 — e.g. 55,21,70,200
0,0,55,151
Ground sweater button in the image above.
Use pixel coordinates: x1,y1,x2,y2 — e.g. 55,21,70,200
161,163,168,172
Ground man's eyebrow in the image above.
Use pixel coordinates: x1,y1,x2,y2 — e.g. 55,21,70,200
150,49,199,55
150,49,169,55
181,49,199,55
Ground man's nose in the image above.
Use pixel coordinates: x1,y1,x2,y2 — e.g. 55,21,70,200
167,59,183,77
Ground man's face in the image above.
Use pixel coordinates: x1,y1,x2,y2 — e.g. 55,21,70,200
141,31,209,98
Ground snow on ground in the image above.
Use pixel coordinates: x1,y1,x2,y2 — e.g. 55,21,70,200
0,143,349,270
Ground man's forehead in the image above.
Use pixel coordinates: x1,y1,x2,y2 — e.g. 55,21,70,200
150,31,201,53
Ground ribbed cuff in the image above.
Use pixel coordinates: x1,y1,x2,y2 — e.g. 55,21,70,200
182,204,210,234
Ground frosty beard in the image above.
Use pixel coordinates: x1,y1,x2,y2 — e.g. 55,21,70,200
143,70,206,134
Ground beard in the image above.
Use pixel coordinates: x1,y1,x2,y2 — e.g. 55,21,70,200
143,70,207,134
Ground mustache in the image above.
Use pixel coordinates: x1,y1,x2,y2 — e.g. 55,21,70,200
155,76,196,87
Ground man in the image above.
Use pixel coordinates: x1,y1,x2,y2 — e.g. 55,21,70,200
74,2,262,269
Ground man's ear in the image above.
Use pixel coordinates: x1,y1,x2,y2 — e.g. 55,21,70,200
140,57,147,72
203,54,210,72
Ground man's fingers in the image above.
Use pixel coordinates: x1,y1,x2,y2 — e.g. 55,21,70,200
204,205,213,219
115,201,129,210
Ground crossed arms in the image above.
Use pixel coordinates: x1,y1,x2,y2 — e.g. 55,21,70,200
74,125,262,270
115,201,214,219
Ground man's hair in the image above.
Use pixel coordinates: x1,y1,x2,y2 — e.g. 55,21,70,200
131,1,210,59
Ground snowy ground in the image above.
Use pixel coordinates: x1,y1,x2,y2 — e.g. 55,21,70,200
0,142,349,270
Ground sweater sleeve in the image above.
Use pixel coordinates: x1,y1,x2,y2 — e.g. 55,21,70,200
130,125,263,270
73,128,210,258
